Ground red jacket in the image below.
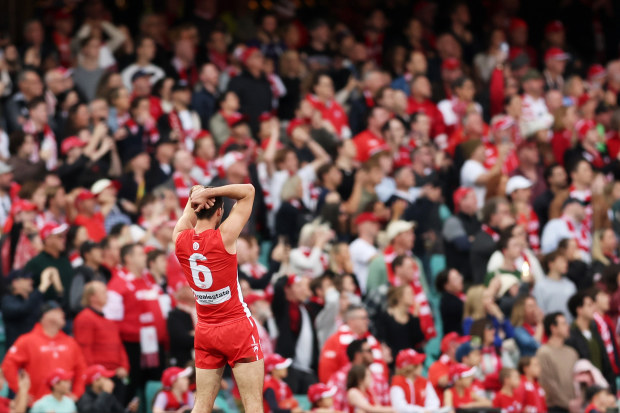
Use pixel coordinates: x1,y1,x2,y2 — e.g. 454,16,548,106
514,377,546,413
73,307,130,371
104,268,168,344
1,323,87,401
318,325,387,383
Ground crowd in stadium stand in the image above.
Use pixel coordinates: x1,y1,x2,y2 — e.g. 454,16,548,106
3,0,620,412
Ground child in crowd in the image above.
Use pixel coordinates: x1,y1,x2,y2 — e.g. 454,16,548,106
492,368,522,413
30,368,77,413
307,383,343,412
454,340,487,397
263,353,301,413
584,385,615,413
443,363,491,409
515,356,546,413
153,367,194,413
390,349,440,411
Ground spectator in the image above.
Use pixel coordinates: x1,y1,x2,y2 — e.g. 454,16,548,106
348,213,380,294
73,281,129,397
7,131,46,185
167,286,196,368
533,250,576,319
511,296,544,356
153,367,195,413
24,222,72,304
537,312,579,412
375,285,425,359
493,368,523,412
208,91,241,147
436,268,465,335
543,48,569,91
443,187,480,282
262,354,300,413
77,365,127,413
515,356,547,412
541,198,591,261
73,37,106,102
566,291,615,389
443,363,491,409
2,301,87,401
590,287,620,377
460,138,505,209
30,368,77,413
389,349,439,411
191,63,220,128
4,69,43,133
272,275,317,393
121,36,165,90
157,80,201,152
533,163,568,232
584,385,615,413
1,269,44,348
228,47,273,134
307,383,339,412
346,365,395,413
521,69,553,137
104,243,167,402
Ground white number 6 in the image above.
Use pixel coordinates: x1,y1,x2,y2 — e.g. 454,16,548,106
189,253,213,289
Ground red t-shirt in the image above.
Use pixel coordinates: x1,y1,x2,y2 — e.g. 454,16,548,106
74,212,106,242
514,377,547,413
493,391,522,413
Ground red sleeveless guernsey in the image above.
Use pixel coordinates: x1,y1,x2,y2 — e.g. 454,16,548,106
175,228,250,324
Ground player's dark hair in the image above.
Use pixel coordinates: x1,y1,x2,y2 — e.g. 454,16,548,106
195,187,224,220
346,339,367,362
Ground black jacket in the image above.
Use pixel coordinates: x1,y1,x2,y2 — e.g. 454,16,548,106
470,228,499,285
1,290,43,348
566,321,617,392
272,277,319,371
440,292,465,335
77,387,125,413
228,70,273,134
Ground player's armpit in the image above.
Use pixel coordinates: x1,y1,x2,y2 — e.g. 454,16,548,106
219,185,255,253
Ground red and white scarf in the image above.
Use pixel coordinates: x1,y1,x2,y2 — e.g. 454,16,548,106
562,214,591,252
481,224,500,242
24,121,57,170
173,171,198,208
384,245,436,340
193,157,216,184
517,208,540,252
593,312,619,374
126,118,160,149
299,246,329,271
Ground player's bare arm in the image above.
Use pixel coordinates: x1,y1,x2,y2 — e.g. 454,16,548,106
190,184,255,253
172,185,215,243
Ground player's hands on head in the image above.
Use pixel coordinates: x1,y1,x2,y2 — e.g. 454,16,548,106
191,186,217,212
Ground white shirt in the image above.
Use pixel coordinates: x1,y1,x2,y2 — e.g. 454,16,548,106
520,93,554,135
269,164,316,231
460,159,487,208
540,217,591,262
389,380,441,413
349,238,378,293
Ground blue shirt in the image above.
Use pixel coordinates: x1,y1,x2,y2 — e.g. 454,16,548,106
31,394,77,413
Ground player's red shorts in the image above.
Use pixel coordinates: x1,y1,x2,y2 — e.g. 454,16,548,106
195,316,264,369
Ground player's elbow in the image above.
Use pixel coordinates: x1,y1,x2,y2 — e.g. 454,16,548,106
245,183,256,197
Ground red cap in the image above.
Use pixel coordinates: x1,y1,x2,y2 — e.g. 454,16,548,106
226,112,247,128
244,292,267,306
453,187,474,213
40,222,68,241
286,274,304,287
75,189,96,205
449,363,477,381
47,368,73,388
258,112,274,122
286,118,309,137
83,365,115,386
61,136,86,155
396,349,426,369
440,332,470,354
441,58,461,71
509,18,528,32
307,383,337,403
161,367,193,389
194,130,212,141
491,116,515,134
588,64,607,81
240,47,260,65
11,199,37,215
545,20,564,34
576,119,596,140
544,47,569,61
264,353,292,373
354,212,379,226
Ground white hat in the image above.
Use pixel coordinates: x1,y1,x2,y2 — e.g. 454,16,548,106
505,175,532,196
496,273,520,298
90,179,114,195
386,220,415,243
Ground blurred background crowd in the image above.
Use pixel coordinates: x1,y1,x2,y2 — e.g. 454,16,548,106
2,0,620,412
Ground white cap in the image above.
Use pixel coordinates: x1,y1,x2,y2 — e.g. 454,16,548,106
505,175,532,196
386,220,415,243
91,179,114,195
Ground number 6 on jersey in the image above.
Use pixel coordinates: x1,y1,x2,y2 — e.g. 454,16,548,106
189,253,212,289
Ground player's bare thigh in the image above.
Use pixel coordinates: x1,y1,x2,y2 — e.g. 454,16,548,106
192,366,224,413
233,358,265,413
